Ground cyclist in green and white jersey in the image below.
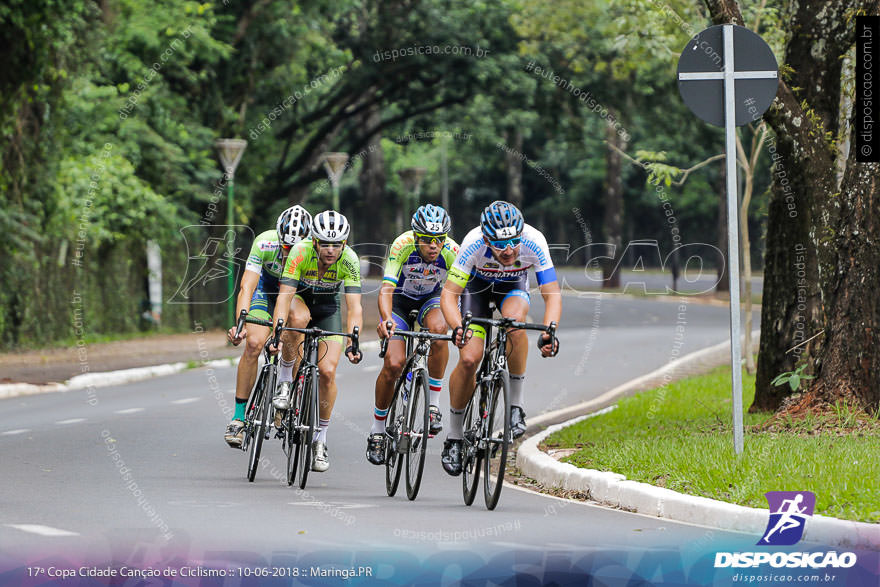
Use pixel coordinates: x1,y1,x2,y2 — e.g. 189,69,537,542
270,210,363,472
224,205,311,447
366,205,459,465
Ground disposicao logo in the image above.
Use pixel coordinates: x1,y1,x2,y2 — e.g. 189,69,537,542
760,491,815,546
714,491,858,570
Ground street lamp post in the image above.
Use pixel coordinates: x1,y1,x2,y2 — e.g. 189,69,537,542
215,138,247,328
397,167,427,232
322,152,350,211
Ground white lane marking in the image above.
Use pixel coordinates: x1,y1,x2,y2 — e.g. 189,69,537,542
1,428,31,436
55,418,85,425
363,365,380,373
5,524,80,537
287,502,377,510
115,408,144,414
490,541,545,550
544,542,587,550
171,397,200,405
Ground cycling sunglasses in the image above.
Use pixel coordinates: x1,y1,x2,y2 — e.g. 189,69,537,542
486,236,522,250
414,233,447,245
315,240,345,249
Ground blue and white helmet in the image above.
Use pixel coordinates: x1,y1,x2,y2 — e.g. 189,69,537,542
480,201,523,240
276,205,311,245
411,204,451,235
311,210,350,242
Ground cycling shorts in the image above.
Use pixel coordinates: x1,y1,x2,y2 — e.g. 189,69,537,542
248,272,281,322
460,275,530,340
390,293,441,340
295,287,343,344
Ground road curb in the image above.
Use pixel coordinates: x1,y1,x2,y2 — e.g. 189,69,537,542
0,358,236,400
0,341,382,401
516,332,880,549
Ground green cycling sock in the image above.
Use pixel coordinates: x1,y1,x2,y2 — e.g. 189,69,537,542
234,398,247,421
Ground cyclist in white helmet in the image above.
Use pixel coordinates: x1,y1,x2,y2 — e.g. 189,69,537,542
270,210,364,473
224,205,311,447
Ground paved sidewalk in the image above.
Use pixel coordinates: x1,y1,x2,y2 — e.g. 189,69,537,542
0,330,234,385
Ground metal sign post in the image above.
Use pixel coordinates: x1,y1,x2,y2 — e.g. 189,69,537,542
677,24,778,454
215,138,247,328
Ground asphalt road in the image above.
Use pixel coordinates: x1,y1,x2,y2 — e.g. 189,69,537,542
1,295,769,582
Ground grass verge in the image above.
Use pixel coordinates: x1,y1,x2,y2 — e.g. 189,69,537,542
543,367,880,523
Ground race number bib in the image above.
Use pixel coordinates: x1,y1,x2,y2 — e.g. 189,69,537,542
496,226,517,238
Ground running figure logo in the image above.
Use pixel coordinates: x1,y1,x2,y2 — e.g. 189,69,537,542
759,491,816,546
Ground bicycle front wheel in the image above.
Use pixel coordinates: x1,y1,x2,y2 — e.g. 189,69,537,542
247,366,275,482
483,371,511,510
384,382,405,496
461,386,482,506
296,368,317,490
405,370,430,500
286,375,304,486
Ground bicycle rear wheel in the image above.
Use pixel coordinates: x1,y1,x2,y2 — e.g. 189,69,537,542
247,366,275,482
384,382,405,496
461,386,482,506
483,371,510,510
405,370,430,500
295,367,317,489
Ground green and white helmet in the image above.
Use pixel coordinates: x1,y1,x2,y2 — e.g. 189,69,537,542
276,205,312,246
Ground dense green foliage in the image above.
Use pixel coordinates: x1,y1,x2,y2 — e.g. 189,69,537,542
1,0,774,348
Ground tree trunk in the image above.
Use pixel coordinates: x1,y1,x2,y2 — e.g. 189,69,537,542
357,100,387,277
602,114,626,288
810,158,880,409
704,0,878,413
737,123,769,374
503,128,524,209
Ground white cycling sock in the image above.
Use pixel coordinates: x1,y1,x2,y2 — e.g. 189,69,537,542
371,406,389,435
428,376,443,408
509,373,525,409
316,418,330,443
279,359,295,383
448,408,465,440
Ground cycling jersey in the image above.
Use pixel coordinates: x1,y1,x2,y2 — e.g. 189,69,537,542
245,230,287,278
447,224,557,288
382,231,460,298
244,230,288,321
280,240,362,296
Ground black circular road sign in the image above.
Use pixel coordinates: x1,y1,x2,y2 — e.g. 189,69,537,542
677,25,779,127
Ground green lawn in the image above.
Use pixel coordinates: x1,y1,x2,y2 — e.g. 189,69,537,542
544,368,880,523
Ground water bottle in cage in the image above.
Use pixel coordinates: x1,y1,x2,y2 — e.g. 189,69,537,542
403,371,413,401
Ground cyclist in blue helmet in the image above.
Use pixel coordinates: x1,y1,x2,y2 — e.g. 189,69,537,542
438,201,561,476
366,204,460,465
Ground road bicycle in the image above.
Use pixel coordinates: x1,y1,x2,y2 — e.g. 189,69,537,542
233,310,282,482
459,311,557,510
378,313,454,500
277,321,359,490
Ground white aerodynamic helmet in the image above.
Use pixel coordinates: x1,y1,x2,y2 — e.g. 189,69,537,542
311,210,350,243
276,205,312,245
